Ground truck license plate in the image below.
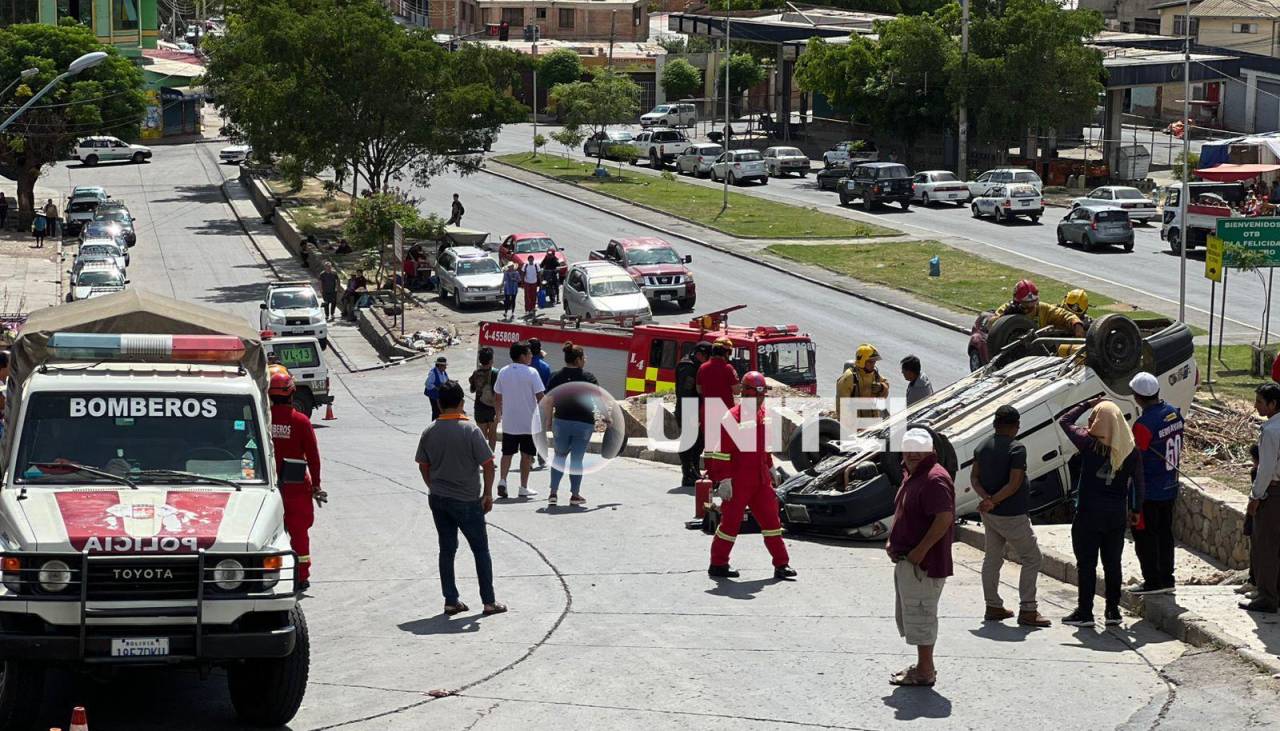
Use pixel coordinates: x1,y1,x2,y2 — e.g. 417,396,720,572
658,293,673,301
111,637,169,658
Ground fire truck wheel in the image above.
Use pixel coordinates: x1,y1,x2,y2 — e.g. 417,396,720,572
229,605,310,727
788,417,842,473
678,296,696,311
0,660,43,729
1085,314,1143,379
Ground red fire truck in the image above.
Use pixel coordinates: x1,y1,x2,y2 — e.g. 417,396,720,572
477,306,817,397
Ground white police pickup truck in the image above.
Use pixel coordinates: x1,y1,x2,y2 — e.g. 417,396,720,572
0,291,308,727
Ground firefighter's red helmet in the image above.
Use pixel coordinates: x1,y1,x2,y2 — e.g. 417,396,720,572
1013,279,1039,304
741,370,768,393
269,371,296,397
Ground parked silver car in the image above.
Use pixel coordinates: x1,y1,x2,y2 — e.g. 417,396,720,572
1071,185,1159,223
436,246,504,309
710,149,768,185
561,261,652,322
76,238,129,270
674,143,723,178
1057,205,1134,251
763,146,810,177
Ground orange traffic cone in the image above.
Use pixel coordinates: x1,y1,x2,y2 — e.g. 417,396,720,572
323,402,336,421
70,705,88,731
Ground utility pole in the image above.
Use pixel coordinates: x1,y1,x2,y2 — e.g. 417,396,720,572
608,11,617,69
532,61,538,152
1178,0,1191,322
957,0,969,180
722,0,730,212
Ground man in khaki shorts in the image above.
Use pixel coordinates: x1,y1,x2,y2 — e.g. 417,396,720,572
972,405,1052,627
886,428,955,687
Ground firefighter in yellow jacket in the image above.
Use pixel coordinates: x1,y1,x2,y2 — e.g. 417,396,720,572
835,344,889,420
993,279,1085,337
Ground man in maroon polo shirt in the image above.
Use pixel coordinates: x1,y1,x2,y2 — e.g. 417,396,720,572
886,427,955,688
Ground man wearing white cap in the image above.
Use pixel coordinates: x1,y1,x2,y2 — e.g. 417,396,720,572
1129,371,1185,595
886,428,955,687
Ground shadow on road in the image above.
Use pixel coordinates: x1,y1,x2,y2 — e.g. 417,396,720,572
149,184,226,205
202,281,268,305
703,577,776,600
881,685,952,720
189,219,246,237
968,622,1037,643
398,614,484,635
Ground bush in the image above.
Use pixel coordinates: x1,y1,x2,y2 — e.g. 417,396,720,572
661,58,703,100
278,154,306,192
533,133,548,155
661,171,676,182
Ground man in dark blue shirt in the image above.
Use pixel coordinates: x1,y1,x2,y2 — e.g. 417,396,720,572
1129,372,1185,595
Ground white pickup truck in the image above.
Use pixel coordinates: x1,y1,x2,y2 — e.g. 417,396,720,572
0,290,308,727
630,128,690,169
1160,181,1246,254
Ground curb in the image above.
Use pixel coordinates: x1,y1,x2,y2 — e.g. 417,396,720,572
953,523,1280,676
218,180,283,282
483,162,970,336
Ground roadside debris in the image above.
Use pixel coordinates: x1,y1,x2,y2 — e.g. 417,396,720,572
1184,400,1257,488
405,326,460,354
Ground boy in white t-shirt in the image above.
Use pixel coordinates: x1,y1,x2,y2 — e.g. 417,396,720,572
494,340,545,498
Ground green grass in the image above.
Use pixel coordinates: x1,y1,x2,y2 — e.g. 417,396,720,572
496,153,898,239
766,240,1167,319
1197,344,1271,403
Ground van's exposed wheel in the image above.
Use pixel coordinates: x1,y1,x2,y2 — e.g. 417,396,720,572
0,661,44,730
788,417,843,473
229,605,310,727
1086,314,1143,379
968,347,984,372
986,314,1037,362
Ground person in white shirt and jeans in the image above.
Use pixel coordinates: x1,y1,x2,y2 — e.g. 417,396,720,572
1246,383,1280,614
494,340,545,499
521,255,541,319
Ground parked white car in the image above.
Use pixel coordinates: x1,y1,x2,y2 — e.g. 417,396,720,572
971,183,1044,223
435,246,505,309
967,168,1042,197
219,144,252,164
561,261,653,322
66,260,127,302
821,140,877,168
76,238,129,270
1071,185,1159,222
674,143,724,177
640,103,697,128
911,170,970,205
73,136,152,166
260,281,328,344
763,146,810,177
710,149,769,185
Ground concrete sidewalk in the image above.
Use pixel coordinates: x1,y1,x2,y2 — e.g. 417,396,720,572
0,231,62,319
956,521,1280,675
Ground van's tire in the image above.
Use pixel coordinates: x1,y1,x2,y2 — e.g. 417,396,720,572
292,388,316,419
0,660,44,730
986,314,1037,361
788,417,843,473
228,605,310,727
1085,314,1143,379
968,346,984,372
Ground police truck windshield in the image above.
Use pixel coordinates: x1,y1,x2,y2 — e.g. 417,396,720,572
14,393,267,485
270,290,318,310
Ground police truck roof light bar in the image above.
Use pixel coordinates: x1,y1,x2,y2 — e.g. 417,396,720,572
49,333,246,363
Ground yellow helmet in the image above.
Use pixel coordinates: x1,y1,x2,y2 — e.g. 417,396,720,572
1062,288,1089,315
268,363,291,380
854,343,880,369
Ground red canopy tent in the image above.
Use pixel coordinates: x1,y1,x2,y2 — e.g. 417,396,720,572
1194,163,1280,182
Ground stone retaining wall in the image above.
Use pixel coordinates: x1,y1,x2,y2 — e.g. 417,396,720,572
1175,476,1250,569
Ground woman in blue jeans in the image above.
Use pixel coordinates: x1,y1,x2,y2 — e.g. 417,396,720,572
545,342,601,506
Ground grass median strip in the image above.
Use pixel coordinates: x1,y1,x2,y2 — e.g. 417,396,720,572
1197,344,1269,403
767,240,1166,320
496,153,898,239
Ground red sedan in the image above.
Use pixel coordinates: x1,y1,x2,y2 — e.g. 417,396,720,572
498,233,569,278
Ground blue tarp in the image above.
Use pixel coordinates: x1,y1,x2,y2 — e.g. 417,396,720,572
1198,137,1240,168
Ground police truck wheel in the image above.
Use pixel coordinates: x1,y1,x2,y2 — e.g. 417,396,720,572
292,389,315,419
788,417,843,473
1085,314,1143,379
228,605,310,727
0,660,44,730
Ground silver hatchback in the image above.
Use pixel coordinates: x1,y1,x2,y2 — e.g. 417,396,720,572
1056,205,1134,252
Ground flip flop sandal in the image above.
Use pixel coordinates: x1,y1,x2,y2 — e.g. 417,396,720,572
889,669,936,687
482,603,508,616
444,602,469,616
890,665,917,680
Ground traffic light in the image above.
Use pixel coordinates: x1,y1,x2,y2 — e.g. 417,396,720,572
499,21,509,41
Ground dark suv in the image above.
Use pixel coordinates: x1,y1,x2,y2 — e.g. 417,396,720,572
838,163,914,211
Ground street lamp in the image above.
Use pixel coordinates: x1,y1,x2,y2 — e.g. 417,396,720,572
0,51,108,134
0,68,39,101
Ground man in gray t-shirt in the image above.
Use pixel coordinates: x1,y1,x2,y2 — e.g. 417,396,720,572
415,381,507,616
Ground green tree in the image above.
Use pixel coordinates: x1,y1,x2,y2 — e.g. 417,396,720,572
1171,151,1200,182
660,57,703,100
864,14,955,149
344,192,443,283
548,71,641,167
533,132,547,156
0,24,144,224
794,36,878,116
538,48,586,90
717,53,765,101
550,126,587,159
205,0,525,196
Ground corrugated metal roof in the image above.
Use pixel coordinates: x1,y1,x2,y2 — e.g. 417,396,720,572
1192,0,1280,18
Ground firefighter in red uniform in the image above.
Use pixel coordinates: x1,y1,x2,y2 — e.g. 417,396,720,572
698,338,741,483
268,371,325,592
708,371,797,580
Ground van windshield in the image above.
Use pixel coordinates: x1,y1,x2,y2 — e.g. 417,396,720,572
13,393,267,485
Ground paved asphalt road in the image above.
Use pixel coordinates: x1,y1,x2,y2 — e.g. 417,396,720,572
28,142,1280,729
491,124,1277,343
